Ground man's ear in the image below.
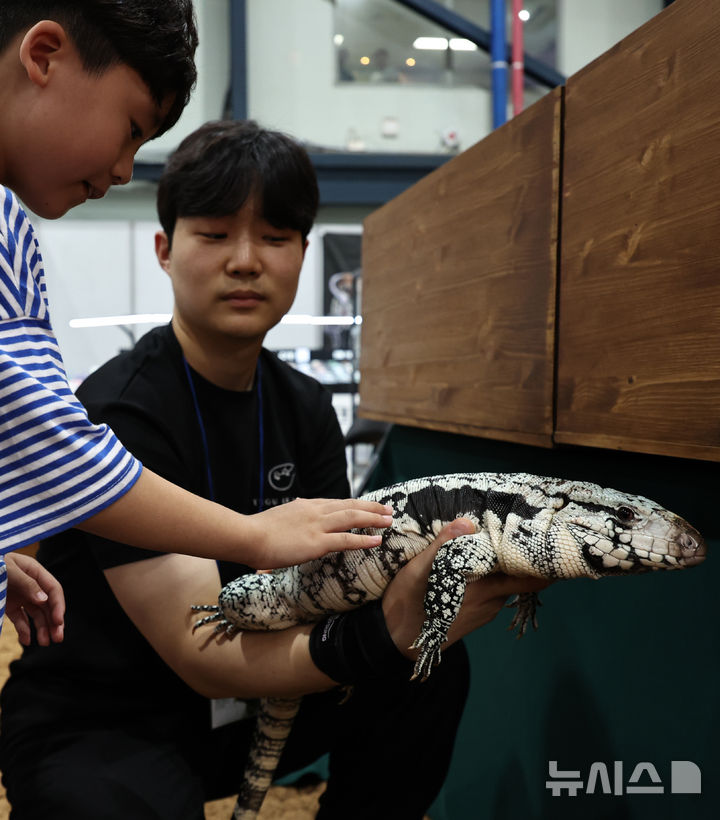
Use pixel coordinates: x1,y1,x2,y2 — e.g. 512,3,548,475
155,231,172,273
18,21,69,88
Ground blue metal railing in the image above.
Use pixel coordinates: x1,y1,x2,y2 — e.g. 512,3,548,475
490,0,508,128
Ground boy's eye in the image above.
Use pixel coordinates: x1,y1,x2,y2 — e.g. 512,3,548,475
265,234,289,244
130,121,143,141
199,232,227,240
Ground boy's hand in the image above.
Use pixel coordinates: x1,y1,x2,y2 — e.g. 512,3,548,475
4,552,65,646
382,518,550,658
252,497,394,568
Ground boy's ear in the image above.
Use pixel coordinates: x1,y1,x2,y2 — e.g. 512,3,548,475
19,21,69,88
155,231,172,273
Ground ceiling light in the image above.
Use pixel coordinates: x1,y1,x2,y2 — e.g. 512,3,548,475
413,37,449,51
449,38,477,51
519,9,530,21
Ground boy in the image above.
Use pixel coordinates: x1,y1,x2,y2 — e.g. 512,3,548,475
0,120,547,819
0,0,392,641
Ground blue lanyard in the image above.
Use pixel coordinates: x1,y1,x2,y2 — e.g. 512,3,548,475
182,356,265,512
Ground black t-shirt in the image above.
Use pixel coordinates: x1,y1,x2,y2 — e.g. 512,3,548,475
0,324,349,748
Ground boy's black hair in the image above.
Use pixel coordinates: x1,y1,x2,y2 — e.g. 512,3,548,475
0,0,198,137
157,120,320,244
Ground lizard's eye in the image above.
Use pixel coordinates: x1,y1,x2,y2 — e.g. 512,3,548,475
617,506,636,524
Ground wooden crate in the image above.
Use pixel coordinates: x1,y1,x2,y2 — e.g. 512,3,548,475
359,88,562,447
556,0,720,461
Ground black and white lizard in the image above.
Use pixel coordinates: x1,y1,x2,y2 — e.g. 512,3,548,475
191,472,707,820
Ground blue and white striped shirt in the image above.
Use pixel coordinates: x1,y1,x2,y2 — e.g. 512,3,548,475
0,186,142,631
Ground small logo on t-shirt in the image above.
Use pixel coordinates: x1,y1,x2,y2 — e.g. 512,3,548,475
268,462,296,492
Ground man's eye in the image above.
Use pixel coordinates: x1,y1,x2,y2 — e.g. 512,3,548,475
200,233,226,240
265,235,288,244
130,121,143,141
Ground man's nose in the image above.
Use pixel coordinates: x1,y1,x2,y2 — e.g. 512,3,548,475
227,237,262,276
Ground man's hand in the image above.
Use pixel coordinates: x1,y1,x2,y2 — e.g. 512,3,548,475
4,552,65,646
382,518,550,660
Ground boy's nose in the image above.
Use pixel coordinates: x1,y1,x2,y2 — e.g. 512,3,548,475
111,150,135,186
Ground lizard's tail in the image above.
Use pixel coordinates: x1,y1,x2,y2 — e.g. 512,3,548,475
232,696,302,820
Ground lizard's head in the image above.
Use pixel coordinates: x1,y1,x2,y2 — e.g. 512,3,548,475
547,479,707,578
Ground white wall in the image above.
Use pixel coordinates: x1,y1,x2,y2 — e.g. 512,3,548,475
557,0,664,77
248,0,492,155
135,0,231,162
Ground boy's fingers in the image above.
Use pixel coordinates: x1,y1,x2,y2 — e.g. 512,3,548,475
7,609,31,646
6,562,43,600
322,504,393,534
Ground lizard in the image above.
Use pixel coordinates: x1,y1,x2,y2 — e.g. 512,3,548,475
191,471,707,819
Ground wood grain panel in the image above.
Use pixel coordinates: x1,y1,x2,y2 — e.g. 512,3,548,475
556,0,720,461
359,88,562,447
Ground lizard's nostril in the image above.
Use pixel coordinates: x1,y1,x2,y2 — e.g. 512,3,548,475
677,531,707,565
679,533,697,551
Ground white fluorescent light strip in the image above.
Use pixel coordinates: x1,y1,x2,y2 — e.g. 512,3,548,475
69,314,362,329
69,313,171,328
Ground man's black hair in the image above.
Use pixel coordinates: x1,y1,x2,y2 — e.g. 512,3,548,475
157,120,320,244
0,0,198,137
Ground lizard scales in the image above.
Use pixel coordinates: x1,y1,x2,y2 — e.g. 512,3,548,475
191,471,706,819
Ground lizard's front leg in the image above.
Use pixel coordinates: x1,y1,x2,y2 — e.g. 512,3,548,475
410,532,498,681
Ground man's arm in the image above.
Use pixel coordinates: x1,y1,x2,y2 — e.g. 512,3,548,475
104,519,549,700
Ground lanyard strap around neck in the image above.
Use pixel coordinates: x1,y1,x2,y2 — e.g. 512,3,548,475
182,356,264,511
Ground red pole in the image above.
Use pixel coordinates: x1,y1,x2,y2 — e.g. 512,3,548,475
512,0,525,116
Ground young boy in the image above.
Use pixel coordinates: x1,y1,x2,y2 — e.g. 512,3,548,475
0,120,547,819
0,0,392,642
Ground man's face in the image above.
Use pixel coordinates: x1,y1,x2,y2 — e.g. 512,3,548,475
155,199,307,346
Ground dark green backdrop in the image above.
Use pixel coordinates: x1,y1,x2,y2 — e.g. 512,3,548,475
365,425,718,820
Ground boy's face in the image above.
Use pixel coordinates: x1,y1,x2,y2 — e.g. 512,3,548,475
8,23,170,218
155,198,308,348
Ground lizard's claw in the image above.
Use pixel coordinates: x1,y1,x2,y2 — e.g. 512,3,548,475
506,592,541,638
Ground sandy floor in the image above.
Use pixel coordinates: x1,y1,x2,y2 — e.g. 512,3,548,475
0,619,324,820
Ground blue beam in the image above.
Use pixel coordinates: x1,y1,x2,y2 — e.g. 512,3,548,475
230,0,247,120
391,0,565,89
310,152,449,205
